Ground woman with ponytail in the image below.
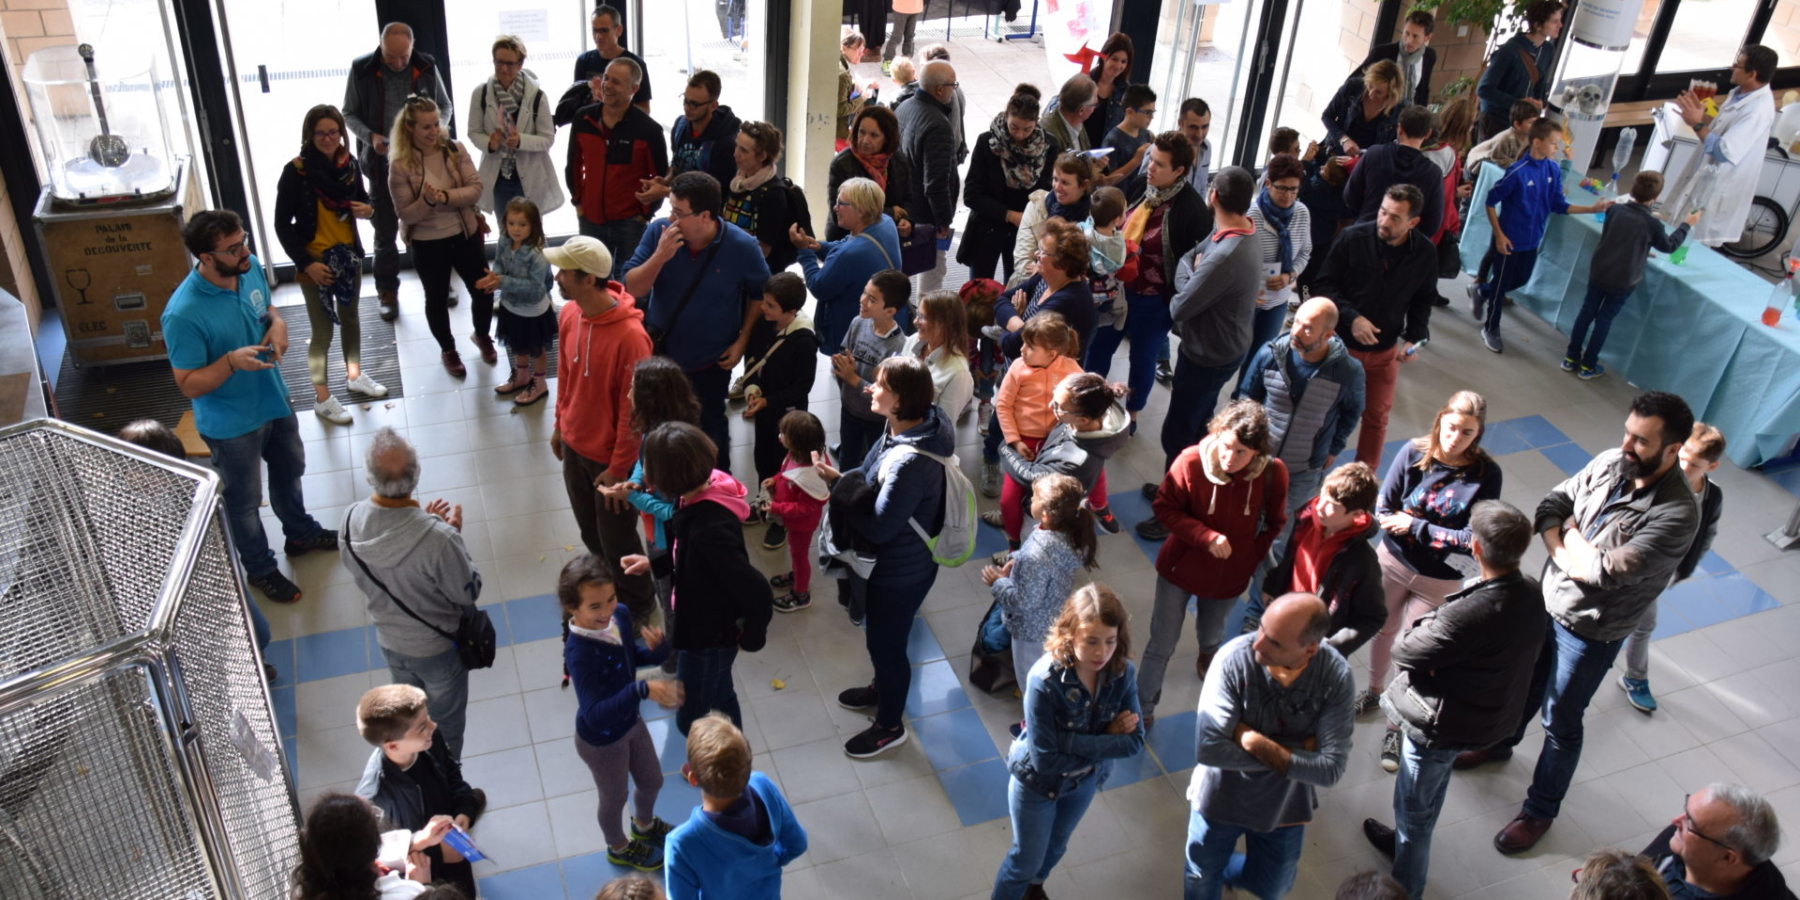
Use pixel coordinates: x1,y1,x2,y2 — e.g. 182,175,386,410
982,474,1103,689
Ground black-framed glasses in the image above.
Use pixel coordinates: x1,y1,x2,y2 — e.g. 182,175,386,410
1268,182,1301,194
1133,107,1157,117
492,58,521,69
669,207,699,221
682,98,715,110
1681,794,1739,855
312,128,342,140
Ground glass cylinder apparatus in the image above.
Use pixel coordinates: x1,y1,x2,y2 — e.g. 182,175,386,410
22,44,175,204
1546,0,1644,172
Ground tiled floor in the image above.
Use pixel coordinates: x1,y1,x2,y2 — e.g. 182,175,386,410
247,245,1800,900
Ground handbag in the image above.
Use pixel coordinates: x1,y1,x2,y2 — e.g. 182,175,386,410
645,235,725,356
897,222,939,275
343,520,496,670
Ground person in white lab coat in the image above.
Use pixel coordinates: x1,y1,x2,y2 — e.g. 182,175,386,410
1665,45,1778,247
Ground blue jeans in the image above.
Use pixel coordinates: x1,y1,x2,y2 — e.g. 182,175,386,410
993,773,1102,899
1509,617,1623,820
974,337,1001,401
1183,808,1306,900
382,644,471,760
492,172,524,217
676,646,741,736
578,216,648,279
1236,304,1289,388
203,411,321,579
688,364,732,473
1084,289,1171,412
248,600,271,651
1565,284,1631,369
1478,245,1539,335
1392,735,1460,900
1163,354,1244,471
838,411,884,473
817,299,858,357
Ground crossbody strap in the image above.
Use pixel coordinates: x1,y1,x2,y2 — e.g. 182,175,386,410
857,231,896,269
662,234,726,329
342,516,458,643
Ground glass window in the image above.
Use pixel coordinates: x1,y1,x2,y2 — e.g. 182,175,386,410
1771,0,1800,68
1255,0,1378,164
1622,0,1665,74
1658,0,1757,72
1144,0,1267,169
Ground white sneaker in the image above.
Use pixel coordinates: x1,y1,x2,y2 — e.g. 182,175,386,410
346,372,388,397
313,396,353,425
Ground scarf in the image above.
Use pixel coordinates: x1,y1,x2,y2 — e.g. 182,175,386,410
986,112,1051,192
1044,190,1091,224
1255,187,1295,274
852,149,891,192
489,75,527,179
1124,177,1186,244
730,165,777,194
300,143,361,215
1394,44,1427,107
318,244,360,324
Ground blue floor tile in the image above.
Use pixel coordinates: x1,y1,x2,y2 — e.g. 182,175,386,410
294,626,371,682
264,638,296,688
1146,710,1199,775
1693,550,1735,578
1100,742,1163,791
561,851,650,898
507,594,565,644
1649,599,1696,639
973,517,1012,558
909,614,946,664
652,774,702,824
489,605,516,648
1771,466,1800,500
1664,579,1739,629
640,693,675,722
1700,573,1782,619
911,706,1003,771
1506,415,1571,449
1480,421,1532,456
905,658,972,719
477,860,567,900
1104,482,1164,559
1358,439,1412,473
937,758,1012,826
270,685,297,740
645,714,687,776
1539,443,1593,478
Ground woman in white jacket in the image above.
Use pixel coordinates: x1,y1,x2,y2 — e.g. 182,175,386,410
469,35,565,217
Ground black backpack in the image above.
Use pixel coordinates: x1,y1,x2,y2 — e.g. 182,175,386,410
779,176,813,241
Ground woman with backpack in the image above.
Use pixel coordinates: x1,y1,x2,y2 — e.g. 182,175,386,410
468,35,564,220
723,121,803,273
812,356,955,760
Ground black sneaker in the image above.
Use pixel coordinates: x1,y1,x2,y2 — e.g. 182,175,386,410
762,521,788,551
1093,505,1122,535
1155,358,1174,385
1363,818,1397,857
263,663,278,682
630,815,675,843
773,590,811,613
1140,483,1158,503
246,570,302,604
1380,730,1402,773
606,838,663,871
1353,689,1382,718
838,684,879,710
770,572,795,590
1135,518,1171,541
284,529,339,556
844,721,908,758
1008,721,1025,739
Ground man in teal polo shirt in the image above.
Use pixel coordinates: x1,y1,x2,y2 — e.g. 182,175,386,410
163,210,336,604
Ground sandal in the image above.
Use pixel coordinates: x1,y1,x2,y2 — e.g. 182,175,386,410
513,376,549,406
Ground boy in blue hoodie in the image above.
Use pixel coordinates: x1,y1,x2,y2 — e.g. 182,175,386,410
666,712,807,900
1466,117,1611,353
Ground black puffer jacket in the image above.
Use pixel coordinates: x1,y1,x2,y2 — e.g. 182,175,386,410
999,402,1131,495
1381,571,1547,750
895,91,960,227
958,129,1058,269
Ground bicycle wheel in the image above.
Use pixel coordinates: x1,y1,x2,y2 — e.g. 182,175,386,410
1718,195,1789,260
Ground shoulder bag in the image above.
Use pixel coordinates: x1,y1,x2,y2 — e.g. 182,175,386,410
343,520,496,670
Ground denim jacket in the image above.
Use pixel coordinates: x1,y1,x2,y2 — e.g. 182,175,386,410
1007,654,1146,800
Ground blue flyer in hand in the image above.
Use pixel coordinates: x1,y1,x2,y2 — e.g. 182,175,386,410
442,826,488,863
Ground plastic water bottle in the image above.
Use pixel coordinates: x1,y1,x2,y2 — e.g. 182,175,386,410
1672,163,1722,266
1597,175,1618,222
1612,129,1637,177
1766,258,1799,326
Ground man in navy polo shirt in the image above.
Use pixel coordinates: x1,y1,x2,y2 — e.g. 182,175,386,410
163,210,337,605
622,171,770,471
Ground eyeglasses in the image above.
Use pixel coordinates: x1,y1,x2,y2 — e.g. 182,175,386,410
682,98,715,110
1049,400,1066,416
833,200,852,208
1268,183,1301,194
492,58,521,69
312,128,342,140
208,236,252,257
1680,794,1739,855
1133,107,1157,117
669,207,700,221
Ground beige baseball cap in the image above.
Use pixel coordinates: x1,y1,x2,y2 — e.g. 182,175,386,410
543,236,613,279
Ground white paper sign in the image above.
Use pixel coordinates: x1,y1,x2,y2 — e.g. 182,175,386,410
498,9,550,43
1570,0,1642,51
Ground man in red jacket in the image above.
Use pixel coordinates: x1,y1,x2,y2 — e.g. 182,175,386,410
547,236,656,628
566,57,668,278
1138,398,1289,724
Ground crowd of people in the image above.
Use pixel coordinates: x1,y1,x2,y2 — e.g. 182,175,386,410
137,6,1797,900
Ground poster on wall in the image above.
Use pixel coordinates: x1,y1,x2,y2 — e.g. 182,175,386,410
1041,0,1120,82
1570,0,1636,50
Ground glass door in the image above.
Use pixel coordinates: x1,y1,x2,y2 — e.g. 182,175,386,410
1253,0,1378,167
1144,0,1271,170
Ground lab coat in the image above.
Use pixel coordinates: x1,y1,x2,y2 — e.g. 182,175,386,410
1666,83,1776,247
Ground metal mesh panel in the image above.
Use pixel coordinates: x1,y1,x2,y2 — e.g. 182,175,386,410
0,421,301,900
170,520,299,900
0,668,213,900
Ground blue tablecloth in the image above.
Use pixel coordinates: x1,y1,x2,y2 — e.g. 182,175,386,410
1460,162,1800,468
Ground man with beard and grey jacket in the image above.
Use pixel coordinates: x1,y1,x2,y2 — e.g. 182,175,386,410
1464,391,1700,856
342,427,484,760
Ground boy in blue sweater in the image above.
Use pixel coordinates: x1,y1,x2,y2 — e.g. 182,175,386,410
666,712,807,900
1465,118,1611,353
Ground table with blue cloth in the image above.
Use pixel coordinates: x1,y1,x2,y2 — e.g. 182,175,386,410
1460,161,1800,468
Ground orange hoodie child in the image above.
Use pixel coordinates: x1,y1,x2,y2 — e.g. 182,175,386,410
996,354,1085,446
554,283,654,477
